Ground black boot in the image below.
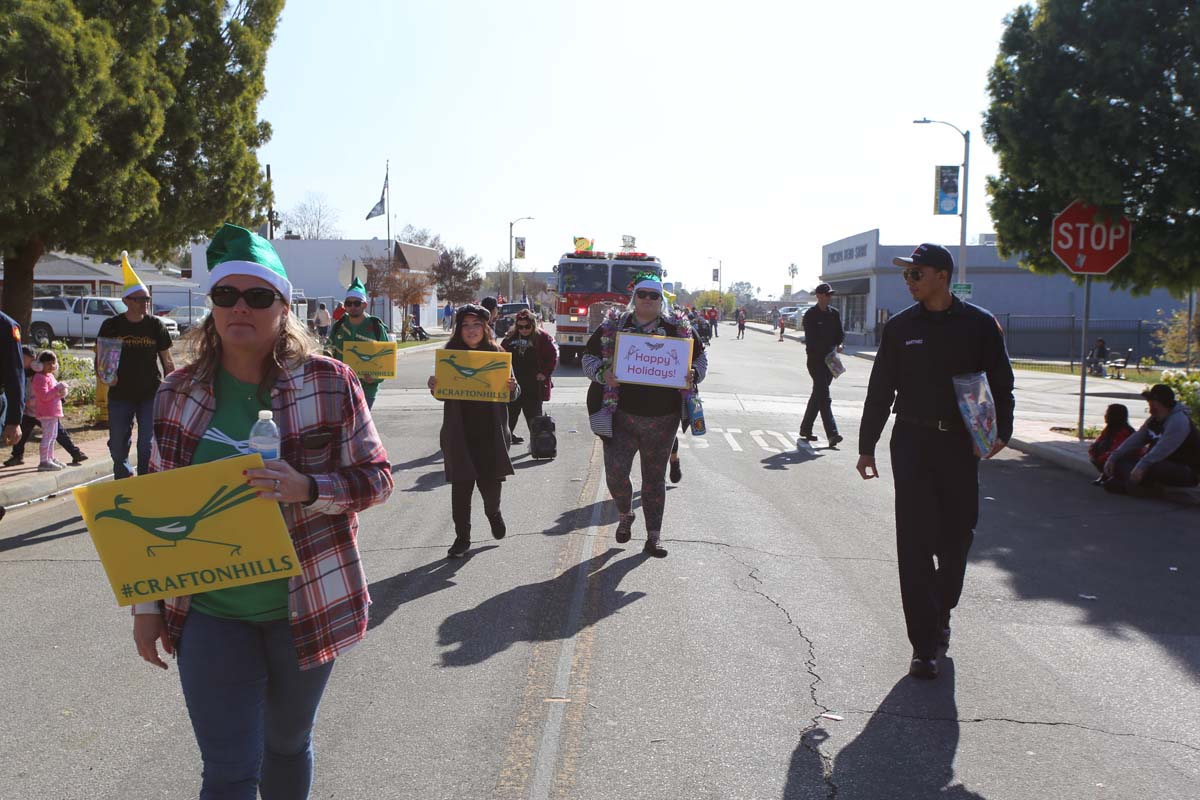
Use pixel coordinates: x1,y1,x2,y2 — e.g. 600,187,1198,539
488,512,506,540
643,533,668,558
447,533,471,559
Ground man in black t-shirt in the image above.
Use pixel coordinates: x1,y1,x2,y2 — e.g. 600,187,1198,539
97,266,174,479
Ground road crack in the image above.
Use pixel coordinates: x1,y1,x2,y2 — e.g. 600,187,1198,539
844,708,1199,752
667,536,896,565
724,551,839,798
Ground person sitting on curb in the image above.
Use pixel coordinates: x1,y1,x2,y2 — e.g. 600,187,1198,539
1088,403,1135,486
1103,384,1200,496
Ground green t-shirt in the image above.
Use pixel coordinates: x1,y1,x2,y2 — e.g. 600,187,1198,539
189,368,291,622
330,315,390,400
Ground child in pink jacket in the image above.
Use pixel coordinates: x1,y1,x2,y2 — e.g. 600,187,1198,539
32,351,69,471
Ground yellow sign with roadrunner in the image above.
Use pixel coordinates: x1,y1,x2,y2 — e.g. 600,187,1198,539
341,339,397,380
433,350,513,403
73,454,300,606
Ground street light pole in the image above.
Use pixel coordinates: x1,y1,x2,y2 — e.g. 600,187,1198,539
508,216,534,302
914,118,970,287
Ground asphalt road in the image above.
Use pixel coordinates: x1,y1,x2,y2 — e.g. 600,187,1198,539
1,323,1197,800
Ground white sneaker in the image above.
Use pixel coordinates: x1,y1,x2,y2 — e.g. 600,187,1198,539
37,461,64,472
51,459,68,468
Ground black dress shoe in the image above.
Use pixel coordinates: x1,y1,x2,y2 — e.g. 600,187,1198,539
669,459,682,484
798,433,818,442
510,434,524,444
447,537,471,559
488,513,506,540
827,433,844,448
909,655,939,680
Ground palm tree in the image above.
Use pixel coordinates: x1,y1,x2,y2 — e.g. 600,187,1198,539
788,263,798,281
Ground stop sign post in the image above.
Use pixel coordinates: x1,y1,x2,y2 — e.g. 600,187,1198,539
1051,200,1133,441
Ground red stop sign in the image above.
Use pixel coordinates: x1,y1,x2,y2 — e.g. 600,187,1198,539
1051,200,1132,275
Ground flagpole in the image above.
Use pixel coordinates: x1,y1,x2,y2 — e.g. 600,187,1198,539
385,160,392,331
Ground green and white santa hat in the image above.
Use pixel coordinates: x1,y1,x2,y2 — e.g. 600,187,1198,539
345,276,368,302
206,223,292,301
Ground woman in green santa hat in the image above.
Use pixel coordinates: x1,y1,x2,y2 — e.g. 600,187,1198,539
328,276,392,409
130,223,393,799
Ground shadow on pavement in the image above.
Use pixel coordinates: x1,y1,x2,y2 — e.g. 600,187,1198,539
366,545,500,631
436,548,646,666
761,449,823,471
972,454,1200,678
390,450,443,474
0,515,88,553
402,470,446,494
784,657,985,799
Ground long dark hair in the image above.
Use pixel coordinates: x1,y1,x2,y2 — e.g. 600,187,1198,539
502,308,540,342
445,305,501,352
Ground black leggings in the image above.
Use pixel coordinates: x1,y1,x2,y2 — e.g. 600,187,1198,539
451,478,502,538
508,382,543,434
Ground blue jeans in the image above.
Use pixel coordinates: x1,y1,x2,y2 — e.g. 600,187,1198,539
177,610,335,800
108,397,155,479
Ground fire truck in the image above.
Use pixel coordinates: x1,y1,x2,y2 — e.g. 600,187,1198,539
552,249,665,363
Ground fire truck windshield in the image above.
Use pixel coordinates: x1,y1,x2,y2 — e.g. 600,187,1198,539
610,263,662,295
557,263,608,294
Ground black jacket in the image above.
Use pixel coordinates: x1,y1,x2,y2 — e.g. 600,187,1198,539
859,297,1015,456
802,305,844,358
0,311,23,425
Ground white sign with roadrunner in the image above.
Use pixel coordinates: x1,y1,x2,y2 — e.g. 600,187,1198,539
613,332,693,390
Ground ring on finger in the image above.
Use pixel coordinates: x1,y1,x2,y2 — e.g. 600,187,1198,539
274,479,280,491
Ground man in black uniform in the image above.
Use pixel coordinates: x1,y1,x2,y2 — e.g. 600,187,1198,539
800,283,845,447
0,311,24,448
856,244,1014,680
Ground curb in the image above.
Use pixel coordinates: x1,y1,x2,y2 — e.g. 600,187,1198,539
0,457,113,509
1007,437,1200,506
395,340,447,358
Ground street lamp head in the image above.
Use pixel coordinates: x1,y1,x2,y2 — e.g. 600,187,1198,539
913,118,931,124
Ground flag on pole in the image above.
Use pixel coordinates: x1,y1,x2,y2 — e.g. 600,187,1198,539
365,172,388,220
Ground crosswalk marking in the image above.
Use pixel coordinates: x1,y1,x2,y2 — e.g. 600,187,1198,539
676,428,798,453
721,428,743,451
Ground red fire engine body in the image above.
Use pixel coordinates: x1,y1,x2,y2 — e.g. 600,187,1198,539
553,250,665,363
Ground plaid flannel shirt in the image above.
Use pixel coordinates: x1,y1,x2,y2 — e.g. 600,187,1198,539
146,355,393,669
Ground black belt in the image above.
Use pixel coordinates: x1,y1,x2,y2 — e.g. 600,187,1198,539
896,414,964,433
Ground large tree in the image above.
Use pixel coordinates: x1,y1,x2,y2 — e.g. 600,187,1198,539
0,0,282,330
983,0,1200,295
432,247,483,304
282,193,342,239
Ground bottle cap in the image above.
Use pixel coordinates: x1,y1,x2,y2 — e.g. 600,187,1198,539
258,410,274,421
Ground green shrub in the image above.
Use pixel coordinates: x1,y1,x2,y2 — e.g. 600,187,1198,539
1159,369,1200,420
47,341,97,407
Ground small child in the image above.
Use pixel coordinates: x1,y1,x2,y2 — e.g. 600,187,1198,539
4,346,87,467
31,351,70,471
1089,403,1135,486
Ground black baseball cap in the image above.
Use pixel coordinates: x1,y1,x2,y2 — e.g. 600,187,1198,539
814,283,835,295
480,296,498,311
1141,384,1176,406
893,243,954,272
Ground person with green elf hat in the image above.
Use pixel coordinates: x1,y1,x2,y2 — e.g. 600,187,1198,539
328,276,392,409
130,223,393,798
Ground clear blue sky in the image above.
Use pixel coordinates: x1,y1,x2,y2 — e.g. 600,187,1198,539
258,0,1024,298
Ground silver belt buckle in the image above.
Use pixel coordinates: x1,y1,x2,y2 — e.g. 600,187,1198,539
937,420,950,432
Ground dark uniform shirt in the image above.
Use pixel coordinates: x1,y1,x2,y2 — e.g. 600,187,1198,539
859,297,1015,456
802,305,844,359
0,311,24,425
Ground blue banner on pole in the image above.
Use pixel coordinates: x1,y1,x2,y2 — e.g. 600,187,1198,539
934,165,959,215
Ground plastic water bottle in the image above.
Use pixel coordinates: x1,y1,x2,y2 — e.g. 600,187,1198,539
248,410,280,461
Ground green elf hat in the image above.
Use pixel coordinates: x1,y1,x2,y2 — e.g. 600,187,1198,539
119,250,149,299
206,223,292,301
345,276,368,302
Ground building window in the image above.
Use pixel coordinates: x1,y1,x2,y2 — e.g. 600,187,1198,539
34,284,62,297
64,284,88,297
99,284,115,297
834,295,867,333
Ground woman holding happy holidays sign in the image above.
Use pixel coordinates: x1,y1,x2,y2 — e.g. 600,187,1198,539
582,272,707,558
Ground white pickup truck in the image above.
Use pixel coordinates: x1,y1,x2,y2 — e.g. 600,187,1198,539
29,296,179,343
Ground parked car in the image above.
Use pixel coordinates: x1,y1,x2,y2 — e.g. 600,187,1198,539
30,296,179,343
494,301,532,337
162,305,210,333
777,306,800,325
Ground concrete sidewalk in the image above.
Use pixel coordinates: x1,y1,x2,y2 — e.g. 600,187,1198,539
0,433,113,510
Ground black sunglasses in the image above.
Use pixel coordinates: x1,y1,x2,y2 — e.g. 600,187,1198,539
901,268,926,282
635,290,661,300
210,286,283,309
344,299,365,308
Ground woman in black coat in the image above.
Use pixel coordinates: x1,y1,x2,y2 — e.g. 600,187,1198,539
427,304,520,558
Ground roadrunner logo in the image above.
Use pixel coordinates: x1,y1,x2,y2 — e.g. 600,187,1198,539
347,344,395,362
95,484,259,557
440,354,509,387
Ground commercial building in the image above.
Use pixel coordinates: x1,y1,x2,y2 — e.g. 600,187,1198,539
820,229,1186,357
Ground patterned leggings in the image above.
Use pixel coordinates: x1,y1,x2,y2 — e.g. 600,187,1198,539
603,410,679,532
